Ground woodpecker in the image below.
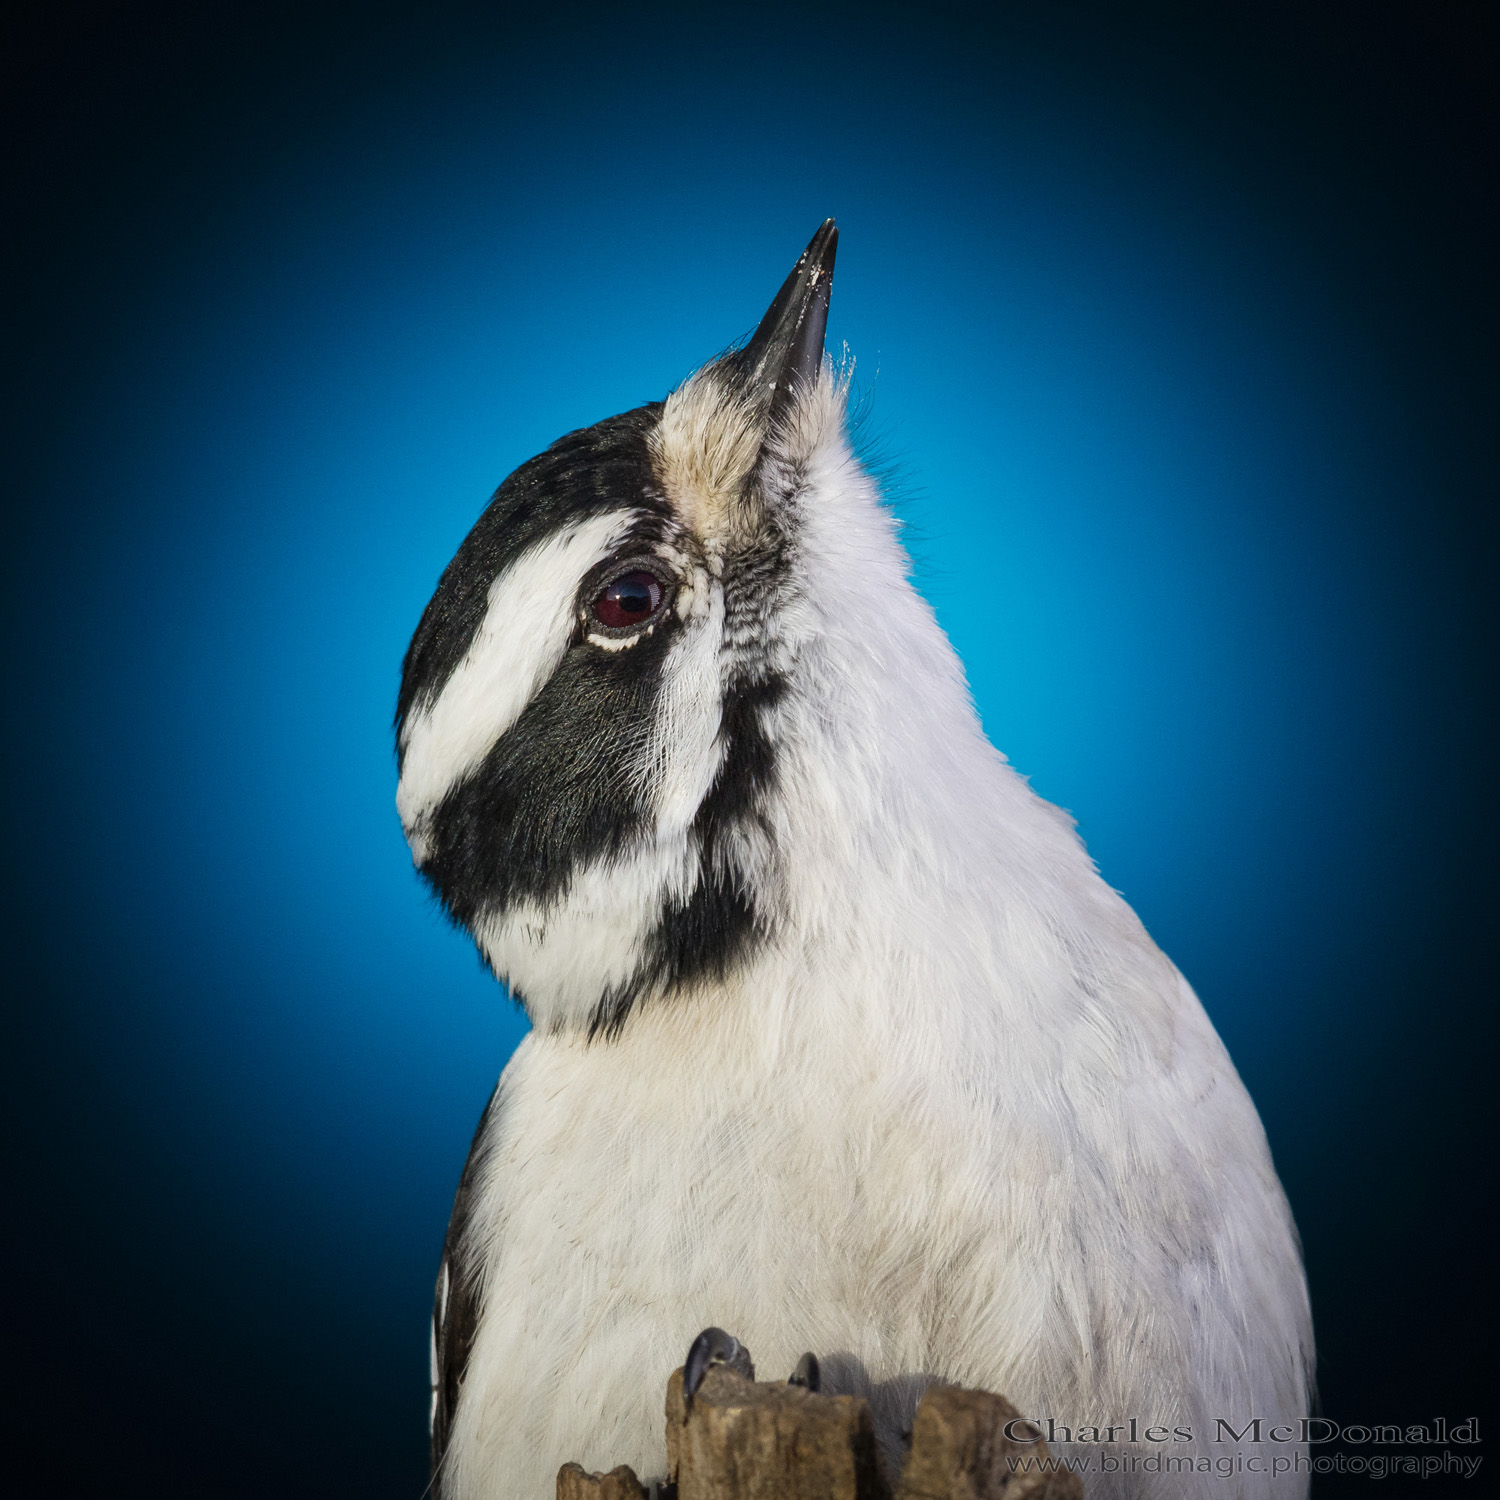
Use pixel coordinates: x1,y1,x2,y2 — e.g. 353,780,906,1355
396,222,1312,1500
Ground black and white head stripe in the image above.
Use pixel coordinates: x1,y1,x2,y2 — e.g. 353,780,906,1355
396,222,838,1037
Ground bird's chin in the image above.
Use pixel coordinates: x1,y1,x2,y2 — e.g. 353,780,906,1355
476,908,646,1035
471,842,699,1036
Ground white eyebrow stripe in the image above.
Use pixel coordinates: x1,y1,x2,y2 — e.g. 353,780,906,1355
397,509,637,832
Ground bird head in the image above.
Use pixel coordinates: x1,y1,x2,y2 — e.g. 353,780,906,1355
396,222,975,1038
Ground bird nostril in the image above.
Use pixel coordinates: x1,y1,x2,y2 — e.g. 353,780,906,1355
592,570,664,630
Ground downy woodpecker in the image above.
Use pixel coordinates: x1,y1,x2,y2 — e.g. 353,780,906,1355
396,222,1312,1500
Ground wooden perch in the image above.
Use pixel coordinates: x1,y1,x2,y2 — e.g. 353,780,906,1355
667,1364,890,1500
900,1385,1083,1500
558,1367,1083,1500
557,1465,651,1500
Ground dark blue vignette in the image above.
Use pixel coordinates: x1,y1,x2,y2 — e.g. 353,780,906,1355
1,3,1492,1497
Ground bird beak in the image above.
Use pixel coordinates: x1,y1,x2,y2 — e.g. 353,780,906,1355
736,219,838,415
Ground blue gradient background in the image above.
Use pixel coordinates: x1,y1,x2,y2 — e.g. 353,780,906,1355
2,3,1494,1496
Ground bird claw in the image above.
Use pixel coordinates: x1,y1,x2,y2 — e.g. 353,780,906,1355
683,1327,755,1406
788,1351,820,1392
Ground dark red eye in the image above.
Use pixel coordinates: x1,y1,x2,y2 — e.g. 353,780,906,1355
591,570,665,630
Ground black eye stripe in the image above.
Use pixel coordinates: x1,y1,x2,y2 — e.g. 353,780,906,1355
417,628,675,928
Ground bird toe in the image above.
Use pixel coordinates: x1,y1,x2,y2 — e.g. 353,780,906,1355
788,1351,820,1391
683,1327,755,1404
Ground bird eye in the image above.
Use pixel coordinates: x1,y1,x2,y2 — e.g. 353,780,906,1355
591,570,665,630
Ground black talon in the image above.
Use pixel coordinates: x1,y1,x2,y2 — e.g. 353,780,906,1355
683,1327,754,1407
788,1352,820,1392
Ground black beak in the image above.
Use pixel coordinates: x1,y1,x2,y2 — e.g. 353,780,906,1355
736,219,838,415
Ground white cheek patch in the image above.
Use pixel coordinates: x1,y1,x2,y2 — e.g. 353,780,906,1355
397,510,637,844
634,570,725,837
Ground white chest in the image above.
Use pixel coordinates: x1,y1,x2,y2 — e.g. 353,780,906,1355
437,952,1309,1500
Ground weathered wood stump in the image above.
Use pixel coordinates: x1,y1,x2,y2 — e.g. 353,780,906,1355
558,1366,1083,1500
900,1385,1083,1500
556,1463,650,1500
667,1364,890,1500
